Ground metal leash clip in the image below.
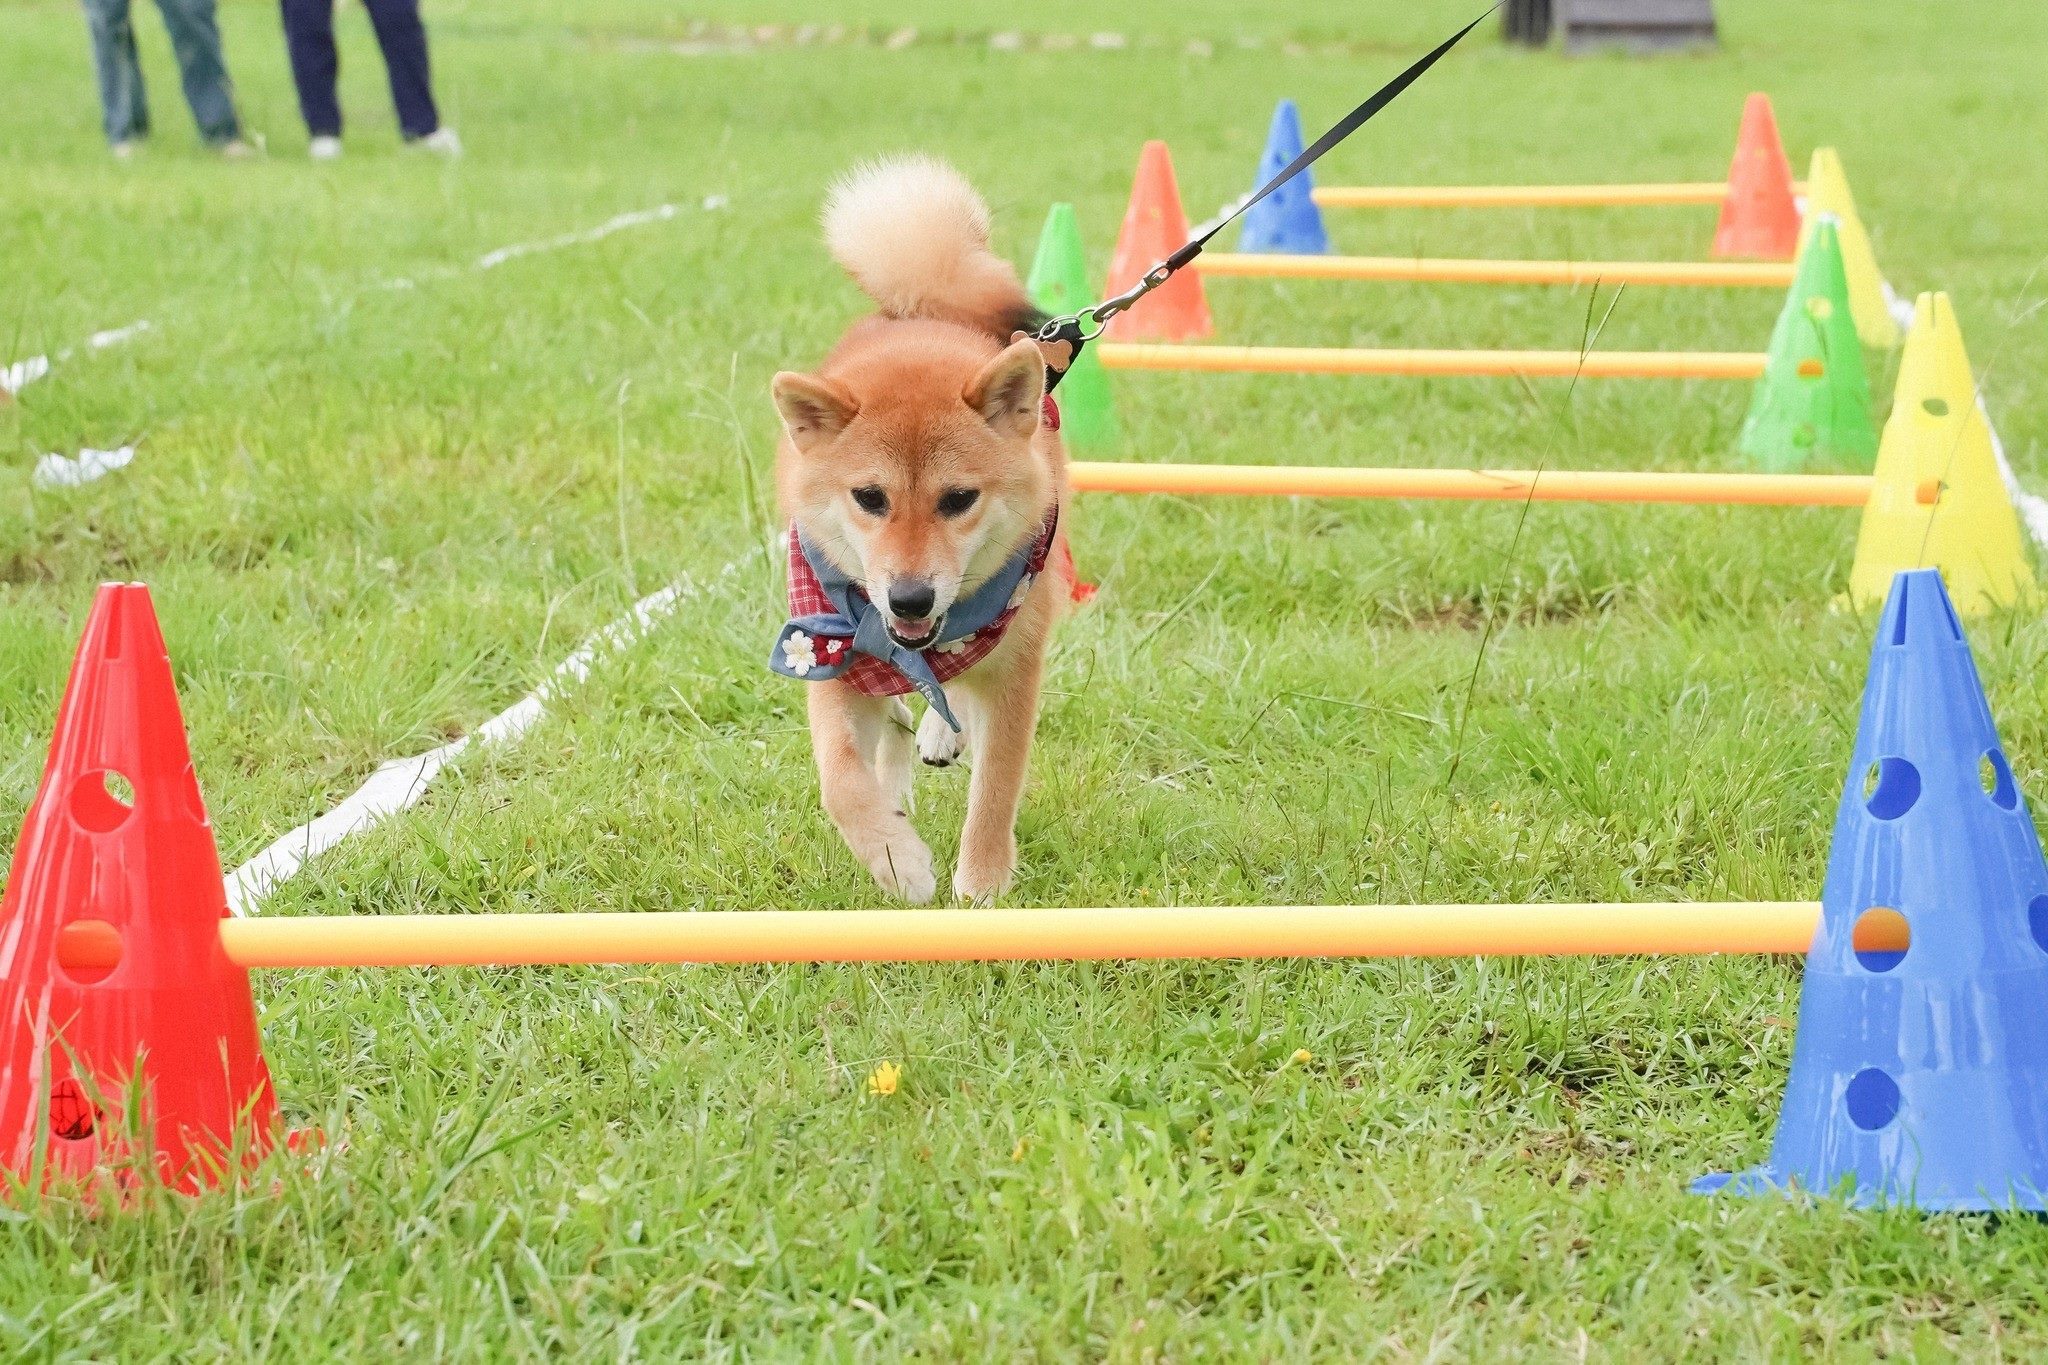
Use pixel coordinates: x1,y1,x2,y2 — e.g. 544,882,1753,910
1034,260,1172,348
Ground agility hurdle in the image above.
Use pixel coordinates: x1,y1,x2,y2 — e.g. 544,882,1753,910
1298,94,1804,266
1309,182,1784,210
1067,463,1893,508
1095,343,1766,381
49,901,1900,972
10,572,2048,1212
1194,253,1796,289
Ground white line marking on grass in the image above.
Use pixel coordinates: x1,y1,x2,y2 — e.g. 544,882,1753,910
32,444,135,489
377,197,727,292
1,319,151,396
1,355,51,395
87,320,154,351
476,203,679,271
1981,395,2048,549
20,193,717,480
225,550,762,914
1881,279,1917,333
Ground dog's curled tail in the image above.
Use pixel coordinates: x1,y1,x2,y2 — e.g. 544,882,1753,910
824,157,1040,338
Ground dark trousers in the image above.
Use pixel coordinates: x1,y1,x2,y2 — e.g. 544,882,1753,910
81,0,242,145
280,0,440,140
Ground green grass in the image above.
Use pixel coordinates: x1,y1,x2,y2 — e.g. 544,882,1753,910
6,0,2048,1355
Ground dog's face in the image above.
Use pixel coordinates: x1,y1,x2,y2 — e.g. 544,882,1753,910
773,337,1048,648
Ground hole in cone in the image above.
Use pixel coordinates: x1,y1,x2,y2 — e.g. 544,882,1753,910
57,919,123,984
1844,1068,1901,1131
1982,751,2020,810
49,1078,98,1142
1796,358,1825,379
1806,297,1834,320
1862,757,1920,821
1852,908,1909,972
69,769,135,834
1921,397,1949,417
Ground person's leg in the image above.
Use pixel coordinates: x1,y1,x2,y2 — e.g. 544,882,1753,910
278,0,341,137
360,0,440,139
79,0,148,145
151,0,241,144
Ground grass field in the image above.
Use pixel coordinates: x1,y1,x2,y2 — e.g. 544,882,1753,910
6,0,2048,1356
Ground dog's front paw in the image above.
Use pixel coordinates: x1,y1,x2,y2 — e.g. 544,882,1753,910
951,838,1016,905
917,706,965,767
869,835,938,904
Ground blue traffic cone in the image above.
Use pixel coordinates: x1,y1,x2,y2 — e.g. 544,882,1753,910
1696,569,2048,1210
1239,99,1330,255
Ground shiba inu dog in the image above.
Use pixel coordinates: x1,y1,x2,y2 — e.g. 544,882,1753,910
768,157,1072,904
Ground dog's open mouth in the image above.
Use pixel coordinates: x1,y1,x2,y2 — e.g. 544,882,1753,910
885,614,943,650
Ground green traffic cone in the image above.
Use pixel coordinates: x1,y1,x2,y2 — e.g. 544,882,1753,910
1026,203,1118,448
1737,219,1879,472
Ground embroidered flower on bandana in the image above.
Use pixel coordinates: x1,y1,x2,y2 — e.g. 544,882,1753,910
781,630,818,676
1007,574,1035,611
824,638,845,658
935,631,976,656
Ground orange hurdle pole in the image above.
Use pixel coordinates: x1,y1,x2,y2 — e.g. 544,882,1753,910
1067,463,1879,508
1095,344,1768,380
1194,253,1796,289
1311,181,1804,209
52,901,1878,971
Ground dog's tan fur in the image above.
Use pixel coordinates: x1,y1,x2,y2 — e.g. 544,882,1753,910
771,157,1070,903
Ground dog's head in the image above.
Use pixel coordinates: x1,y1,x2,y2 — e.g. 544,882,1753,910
773,333,1050,648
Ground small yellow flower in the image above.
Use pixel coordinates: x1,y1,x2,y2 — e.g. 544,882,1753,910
866,1060,901,1097
1291,1048,1313,1066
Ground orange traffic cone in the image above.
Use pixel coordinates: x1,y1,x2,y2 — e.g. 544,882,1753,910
1103,141,1213,342
0,584,278,1194
1712,93,1801,261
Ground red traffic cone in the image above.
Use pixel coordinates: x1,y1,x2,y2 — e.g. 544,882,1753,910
0,584,277,1194
1711,93,1801,260
1103,140,1214,342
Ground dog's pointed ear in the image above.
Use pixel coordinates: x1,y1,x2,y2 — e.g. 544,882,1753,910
964,339,1045,438
771,372,860,451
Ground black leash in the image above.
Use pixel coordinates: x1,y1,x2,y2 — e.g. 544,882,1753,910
1035,4,1500,385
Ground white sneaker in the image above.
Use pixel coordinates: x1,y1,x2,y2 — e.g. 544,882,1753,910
309,135,342,161
417,127,462,158
111,141,137,160
217,138,257,160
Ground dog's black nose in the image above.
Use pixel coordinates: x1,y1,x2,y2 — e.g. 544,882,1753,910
887,581,936,620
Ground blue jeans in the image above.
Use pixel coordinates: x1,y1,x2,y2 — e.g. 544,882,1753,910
281,0,441,140
81,0,242,145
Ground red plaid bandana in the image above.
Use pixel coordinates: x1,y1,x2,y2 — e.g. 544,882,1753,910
782,511,1060,702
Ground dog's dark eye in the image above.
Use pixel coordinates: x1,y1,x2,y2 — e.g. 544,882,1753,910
850,485,888,515
936,488,980,518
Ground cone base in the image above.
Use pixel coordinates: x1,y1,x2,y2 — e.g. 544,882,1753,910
1694,1165,2048,1213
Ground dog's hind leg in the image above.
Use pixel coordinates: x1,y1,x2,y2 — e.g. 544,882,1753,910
917,691,970,767
874,697,917,815
811,683,937,904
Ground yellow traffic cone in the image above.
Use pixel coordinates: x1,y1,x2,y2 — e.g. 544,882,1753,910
1800,149,1900,349
1848,294,2035,615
